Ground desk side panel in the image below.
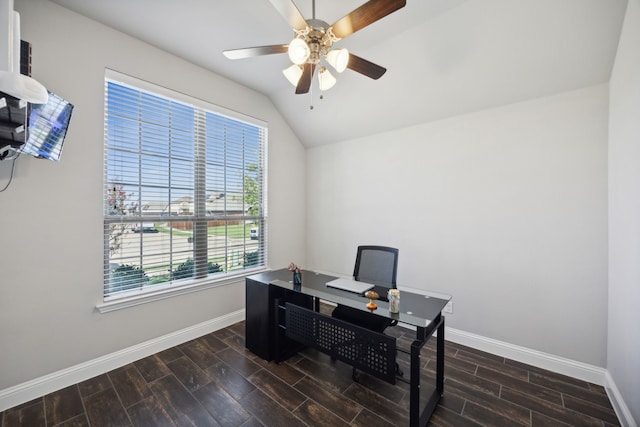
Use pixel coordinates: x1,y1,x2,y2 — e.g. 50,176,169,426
245,277,273,361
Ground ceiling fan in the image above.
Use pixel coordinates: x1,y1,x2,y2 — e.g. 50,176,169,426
223,0,407,94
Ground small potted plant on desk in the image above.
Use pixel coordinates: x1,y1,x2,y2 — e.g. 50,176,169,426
288,262,302,288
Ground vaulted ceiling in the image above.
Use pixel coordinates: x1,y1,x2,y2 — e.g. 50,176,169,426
49,0,627,147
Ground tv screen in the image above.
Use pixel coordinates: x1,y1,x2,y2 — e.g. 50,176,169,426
22,91,74,161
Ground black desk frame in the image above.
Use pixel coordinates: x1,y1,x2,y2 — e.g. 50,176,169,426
246,270,448,427
411,313,445,426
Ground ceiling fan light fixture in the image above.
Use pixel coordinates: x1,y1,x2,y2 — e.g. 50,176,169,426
283,64,303,86
318,66,336,91
326,48,349,73
288,37,310,65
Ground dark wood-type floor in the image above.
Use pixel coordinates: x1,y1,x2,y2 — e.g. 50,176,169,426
1,304,620,427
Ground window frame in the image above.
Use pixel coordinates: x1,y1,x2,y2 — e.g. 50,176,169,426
99,69,267,311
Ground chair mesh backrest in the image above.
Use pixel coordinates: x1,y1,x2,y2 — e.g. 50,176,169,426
353,246,398,288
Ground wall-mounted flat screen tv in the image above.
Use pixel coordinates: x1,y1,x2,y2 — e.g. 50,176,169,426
22,91,74,161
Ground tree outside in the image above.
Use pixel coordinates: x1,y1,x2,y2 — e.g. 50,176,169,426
244,164,260,217
106,185,136,255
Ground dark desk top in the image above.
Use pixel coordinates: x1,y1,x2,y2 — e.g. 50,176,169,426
248,269,450,328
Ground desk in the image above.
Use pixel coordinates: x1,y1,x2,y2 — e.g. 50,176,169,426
245,269,450,427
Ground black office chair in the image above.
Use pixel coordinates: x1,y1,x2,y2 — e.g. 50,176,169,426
331,245,402,380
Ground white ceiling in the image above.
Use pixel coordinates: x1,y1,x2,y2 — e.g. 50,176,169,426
49,0,627,147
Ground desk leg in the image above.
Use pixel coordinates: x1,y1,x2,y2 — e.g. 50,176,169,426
437,315,445,394
410,326,426,425
274,297,282,363
409,314,445,427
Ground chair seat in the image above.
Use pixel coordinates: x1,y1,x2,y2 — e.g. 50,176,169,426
331,304,392,333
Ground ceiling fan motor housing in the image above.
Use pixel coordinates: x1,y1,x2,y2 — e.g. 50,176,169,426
301,19,337,64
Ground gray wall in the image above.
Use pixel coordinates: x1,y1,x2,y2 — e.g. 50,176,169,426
0,0,306,390
608,0,640,423
2,1,638,423
306,85,609,367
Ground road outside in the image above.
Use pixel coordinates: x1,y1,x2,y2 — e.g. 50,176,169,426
112,225,259,278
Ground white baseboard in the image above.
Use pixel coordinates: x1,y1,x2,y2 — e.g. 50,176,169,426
446,326,638,426
605,371,638,427
2,311,635,427
0,309,245,412
444,326,607,385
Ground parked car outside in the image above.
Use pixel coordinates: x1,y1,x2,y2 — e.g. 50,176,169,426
132,223,159,233
250,227,259,240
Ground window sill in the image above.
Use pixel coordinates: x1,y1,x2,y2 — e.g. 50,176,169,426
96,268,267,313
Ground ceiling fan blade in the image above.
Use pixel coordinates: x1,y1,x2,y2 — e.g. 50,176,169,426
223,44,289,60
347,54,387,80
295,63,316,94
269,0,308,31
331,0,406,39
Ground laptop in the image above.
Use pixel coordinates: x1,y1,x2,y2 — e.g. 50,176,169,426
326,278,374,294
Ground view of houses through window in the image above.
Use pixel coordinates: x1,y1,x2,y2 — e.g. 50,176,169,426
103,72,266,299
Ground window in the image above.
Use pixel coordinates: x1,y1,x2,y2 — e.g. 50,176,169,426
103,70,266,301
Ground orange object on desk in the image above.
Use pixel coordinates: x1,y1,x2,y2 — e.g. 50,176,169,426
365,290,379,310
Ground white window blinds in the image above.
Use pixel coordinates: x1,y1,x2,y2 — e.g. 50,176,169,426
103,71,266,300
